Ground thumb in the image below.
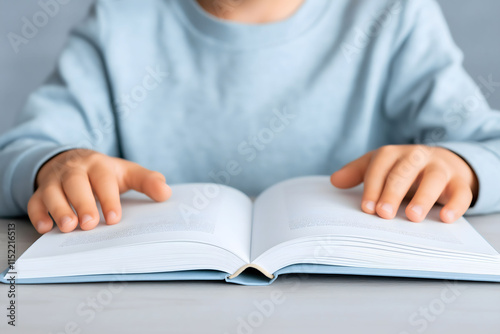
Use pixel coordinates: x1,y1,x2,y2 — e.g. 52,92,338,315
330,152,373,189
121,162,172,202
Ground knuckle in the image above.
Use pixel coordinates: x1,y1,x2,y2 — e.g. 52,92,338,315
71,193,97,211
59,149,99,169
37,161,64,184
88,160,115,178
393,160,415,179
386,179,405,194
41,183,60,198
406,146,430,166
90,171,115,185
55,150,85,168
418,182,444,199
388,163,406,179
425,165,450,181
378,145,396,155
122,161,140,177
60,169,84,184
125,160,141,170
85,151,105,166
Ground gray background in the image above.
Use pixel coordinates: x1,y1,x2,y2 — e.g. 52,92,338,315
0,0,499,135
0,3,500,333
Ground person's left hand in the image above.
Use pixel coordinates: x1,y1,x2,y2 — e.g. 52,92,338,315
330,145,478,223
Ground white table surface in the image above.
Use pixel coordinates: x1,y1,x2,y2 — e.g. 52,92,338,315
0,213,499,334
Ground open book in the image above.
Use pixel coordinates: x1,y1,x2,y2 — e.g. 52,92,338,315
2,176,500,285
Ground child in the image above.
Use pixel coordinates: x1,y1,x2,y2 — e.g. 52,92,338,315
1,0,499,234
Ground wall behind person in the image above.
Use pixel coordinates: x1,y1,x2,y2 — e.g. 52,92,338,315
0,0,499,135
0,0,94,134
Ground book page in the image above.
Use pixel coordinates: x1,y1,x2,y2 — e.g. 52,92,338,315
250,176,498,261
21,183,253,263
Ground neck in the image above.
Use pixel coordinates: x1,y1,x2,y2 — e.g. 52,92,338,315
196,0,305,23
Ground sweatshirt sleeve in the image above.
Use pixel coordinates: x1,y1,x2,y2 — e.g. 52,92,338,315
0,4,119,217
382,0,500,216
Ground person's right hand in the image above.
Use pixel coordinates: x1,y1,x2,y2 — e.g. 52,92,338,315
28,149,172,234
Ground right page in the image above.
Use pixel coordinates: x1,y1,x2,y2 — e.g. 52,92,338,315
250,176,500,275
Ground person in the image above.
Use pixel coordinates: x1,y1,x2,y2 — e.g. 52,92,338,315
1,0,499,234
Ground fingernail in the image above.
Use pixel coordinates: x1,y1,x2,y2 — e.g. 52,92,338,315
380,203,393,215
36,220,48,231
363,201,375,212
445,210,455,222
81,214,93,226
61,216,73,228
411,205,423,217
106,211,117,223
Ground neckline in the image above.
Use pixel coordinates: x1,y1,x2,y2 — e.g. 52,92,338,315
171,0,331,49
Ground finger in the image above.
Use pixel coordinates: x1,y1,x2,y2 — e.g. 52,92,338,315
89,167,122,225
27,191,54,234
376,159,428,220
330,152,373,189
361,146,400,214
61,171,101,231
440,179,473,223
41,184,78,233
405,168,449,222
122,162,172,202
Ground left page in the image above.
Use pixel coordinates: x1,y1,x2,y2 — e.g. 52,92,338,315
12,183,253,279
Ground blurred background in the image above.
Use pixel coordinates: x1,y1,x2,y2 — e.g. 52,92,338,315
1,0,499,135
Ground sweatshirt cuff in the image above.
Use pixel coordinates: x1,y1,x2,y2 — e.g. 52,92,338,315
430,141,500,216
12,143,80,214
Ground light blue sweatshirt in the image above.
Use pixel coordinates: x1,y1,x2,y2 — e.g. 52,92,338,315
1,0,500,217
